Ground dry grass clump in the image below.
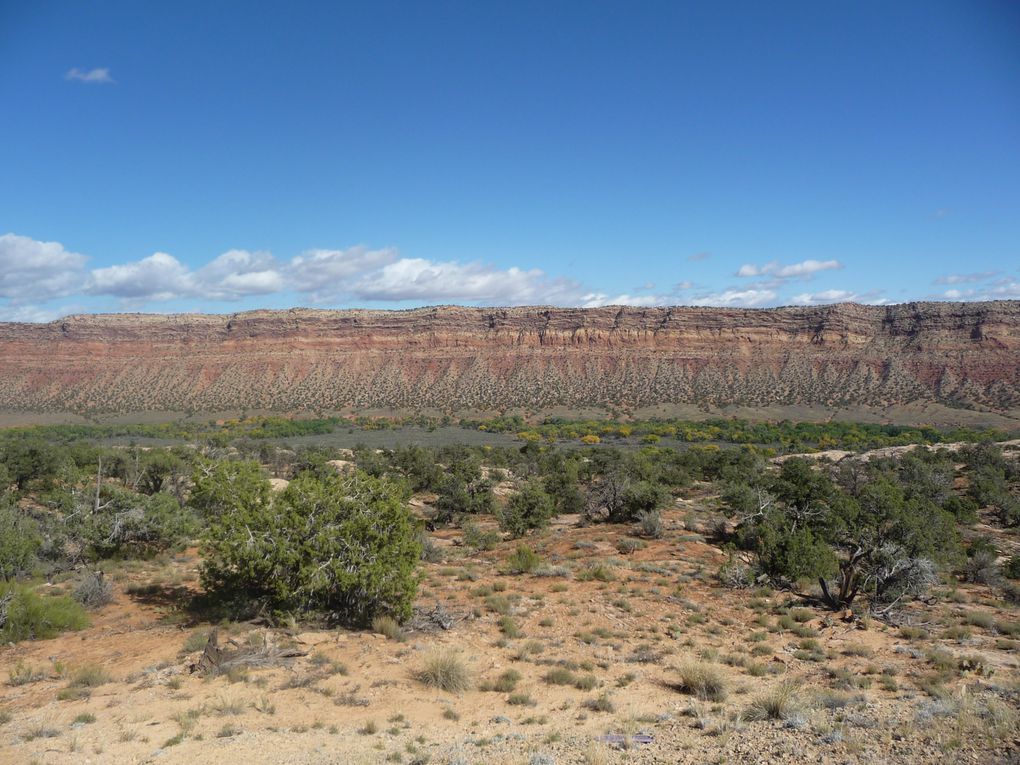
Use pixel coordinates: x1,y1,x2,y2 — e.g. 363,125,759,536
58,664,112,699
743,680,803,721
73,571,113,610
417,649,471,693
480,669,521,692
7,662,46,687
544,667,577,686
581,692,615,712
674,661,728,701
577,562,616,582
372,615,405,641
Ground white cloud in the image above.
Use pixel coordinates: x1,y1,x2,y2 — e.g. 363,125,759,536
18,231,1015,318
689,289,777,307
196,249,284,299
737,259,843,279
987,280,1020,299
790,289,858,305
86,252,192,300
65,67,114,84
791,289,892,306
933,279,1020,301
0,303,81,323
0,233,87,300
580,293,670,308
352,258,581,304
86,249,288,301
934,272,997,285
288,247,398,297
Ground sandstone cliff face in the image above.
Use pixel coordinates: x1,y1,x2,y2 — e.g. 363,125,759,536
0,302,1017,414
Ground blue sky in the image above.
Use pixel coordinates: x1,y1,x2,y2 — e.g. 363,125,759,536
1,1,1018,320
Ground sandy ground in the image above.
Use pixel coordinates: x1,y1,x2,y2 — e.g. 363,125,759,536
1,506,1018,765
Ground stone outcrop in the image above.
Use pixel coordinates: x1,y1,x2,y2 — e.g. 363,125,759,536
0,301,1017,414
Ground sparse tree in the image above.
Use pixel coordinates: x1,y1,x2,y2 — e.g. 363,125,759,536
200,468,421,624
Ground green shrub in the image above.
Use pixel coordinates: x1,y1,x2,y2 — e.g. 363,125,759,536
182,629,211,653
499,615,522,638
189,459,272,520
200,468,421,625
0,501,40,580
498,481,555,537
65,487,196,560
462,520,499,551
730,459,958,610
0,582,88,643
506,544,540,574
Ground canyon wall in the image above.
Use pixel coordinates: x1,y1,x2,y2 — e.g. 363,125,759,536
0,302,1017,416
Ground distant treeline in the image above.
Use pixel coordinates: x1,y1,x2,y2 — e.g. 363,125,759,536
463,416,1016,451
0,414,1014,453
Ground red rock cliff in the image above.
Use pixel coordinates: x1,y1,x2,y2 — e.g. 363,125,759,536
0,302,1017,414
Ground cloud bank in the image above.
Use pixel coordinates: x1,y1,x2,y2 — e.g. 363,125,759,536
0,233,1011,320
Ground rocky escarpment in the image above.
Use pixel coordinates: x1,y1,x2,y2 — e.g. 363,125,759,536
0,301,1017,415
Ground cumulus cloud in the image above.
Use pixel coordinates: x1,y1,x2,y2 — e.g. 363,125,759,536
288,247,398,298
791,289,891,306
16,231,1015,320
736,259,843,279
689,289,777,307
86,250,286,301
65,67,114,84
351,258,582,305
790,289,858,305
86,252,192,300
934,277,1020,302
941,288,977,300
986,280,1020,299
0,233,88,300
197,250,284,299
77,245,591,306
0,304,77,323
580,293,671,308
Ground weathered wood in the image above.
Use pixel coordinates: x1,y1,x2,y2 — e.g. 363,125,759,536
0,591,13,632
